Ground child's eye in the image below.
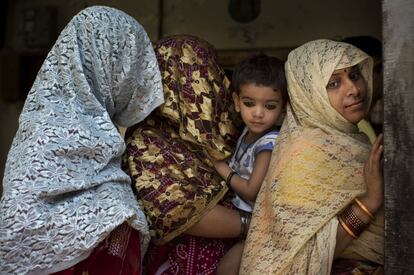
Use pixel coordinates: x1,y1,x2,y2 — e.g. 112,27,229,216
265,104,277,110
326,80,339,89
242,101,255,107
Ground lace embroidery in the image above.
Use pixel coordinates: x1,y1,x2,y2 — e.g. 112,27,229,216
0,6,163,274
240,40,383,274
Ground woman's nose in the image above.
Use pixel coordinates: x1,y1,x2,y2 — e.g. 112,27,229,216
346,79,360,97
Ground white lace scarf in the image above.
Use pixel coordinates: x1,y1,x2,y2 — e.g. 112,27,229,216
0,6,164,274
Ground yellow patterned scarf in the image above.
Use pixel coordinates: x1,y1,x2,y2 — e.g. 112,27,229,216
124,35,239,244
240,39,384,274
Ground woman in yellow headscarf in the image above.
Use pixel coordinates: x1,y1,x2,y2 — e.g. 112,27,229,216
240,39,384,274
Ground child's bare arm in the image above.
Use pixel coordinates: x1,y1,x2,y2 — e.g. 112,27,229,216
231,150,272,201
214,150,272,201
214,160,232,180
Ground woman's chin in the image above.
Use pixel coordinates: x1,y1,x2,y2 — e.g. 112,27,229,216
346,114,366,125
343,108,368,125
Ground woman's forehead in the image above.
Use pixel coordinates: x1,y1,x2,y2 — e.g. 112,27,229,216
331,65,359,75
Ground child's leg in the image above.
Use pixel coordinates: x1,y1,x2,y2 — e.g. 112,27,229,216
216,242,245,275
185,205,241,238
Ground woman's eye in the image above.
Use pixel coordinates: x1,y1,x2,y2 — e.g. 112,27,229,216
350,71,361,81
326,80,339,89
242,101,254,107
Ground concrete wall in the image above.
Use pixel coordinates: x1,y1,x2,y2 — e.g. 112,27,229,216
162,0,381,49
0,0,382,191
5,0,160,51
383,0,414,272
5,0,381,50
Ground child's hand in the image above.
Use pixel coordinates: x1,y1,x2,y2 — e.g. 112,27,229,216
213,160,231,180
363,134,384,212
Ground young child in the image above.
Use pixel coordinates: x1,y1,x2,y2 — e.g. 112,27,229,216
214,54,288,275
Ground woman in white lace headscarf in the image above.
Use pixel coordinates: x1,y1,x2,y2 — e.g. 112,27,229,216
0,6,163,275
240,39,384,274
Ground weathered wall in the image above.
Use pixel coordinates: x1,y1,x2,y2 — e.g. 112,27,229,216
5,0,160,50
1,0,382,191
5,0,381,50
383,0,414,273
162,0,381,49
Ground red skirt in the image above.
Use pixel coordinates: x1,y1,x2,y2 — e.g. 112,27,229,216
53,223,142,275
143,234,237,275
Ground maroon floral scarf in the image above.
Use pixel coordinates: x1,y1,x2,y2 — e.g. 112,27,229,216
123,35,239,244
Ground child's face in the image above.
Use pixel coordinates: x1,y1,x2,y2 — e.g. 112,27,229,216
326,65,368,124
233,83,284,137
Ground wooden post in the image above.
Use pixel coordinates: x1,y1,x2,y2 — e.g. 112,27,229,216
383,0,414,273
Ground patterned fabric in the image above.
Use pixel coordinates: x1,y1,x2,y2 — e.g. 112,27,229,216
142,196,238,275
229,127,279,212
52,223,142,275
143,232,237,275
240,39,384,274
0,6,163,275
124,35,239,245
331,258,383,275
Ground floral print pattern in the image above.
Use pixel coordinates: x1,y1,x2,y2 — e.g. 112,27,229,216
124,35,239,245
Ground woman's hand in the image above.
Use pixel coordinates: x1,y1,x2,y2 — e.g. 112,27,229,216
362,133,384,213
335,134,384,258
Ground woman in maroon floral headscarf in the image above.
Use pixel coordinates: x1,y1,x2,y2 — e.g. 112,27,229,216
124,35,244,274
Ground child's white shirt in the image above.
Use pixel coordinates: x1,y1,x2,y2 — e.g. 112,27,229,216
228,127,279,212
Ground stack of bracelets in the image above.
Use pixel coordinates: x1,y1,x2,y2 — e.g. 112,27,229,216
338,197,375,238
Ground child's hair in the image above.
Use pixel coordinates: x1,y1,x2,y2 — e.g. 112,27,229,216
231,53,288,103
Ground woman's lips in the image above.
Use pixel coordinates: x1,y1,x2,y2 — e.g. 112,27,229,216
346,100,364,109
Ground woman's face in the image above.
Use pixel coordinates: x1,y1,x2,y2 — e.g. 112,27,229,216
326,65,368,124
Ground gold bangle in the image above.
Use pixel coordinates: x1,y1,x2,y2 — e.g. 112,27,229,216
338,215,357,239
354,198,375,220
